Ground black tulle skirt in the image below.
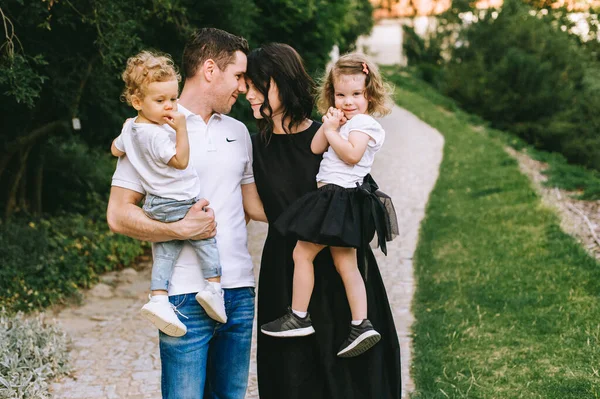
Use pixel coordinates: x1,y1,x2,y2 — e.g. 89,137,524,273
274,174,399,255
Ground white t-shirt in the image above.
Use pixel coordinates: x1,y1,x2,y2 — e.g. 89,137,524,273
113,120,201,201
316,114,385,188
112,104,255,293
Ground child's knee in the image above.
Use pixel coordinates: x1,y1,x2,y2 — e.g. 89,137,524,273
293,243,308,264
293,241,320,264
331,248,358,273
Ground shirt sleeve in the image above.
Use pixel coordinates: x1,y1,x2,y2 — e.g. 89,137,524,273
347,114,385,147
151,129,177,165
111,156,145,194
114,134,125,153
241,126,255,185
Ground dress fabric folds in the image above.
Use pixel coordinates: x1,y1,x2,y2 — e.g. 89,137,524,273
252,121,402,399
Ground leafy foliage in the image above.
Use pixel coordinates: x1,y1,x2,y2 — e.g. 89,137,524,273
403,0,600,172
0,309,69,399
0,0,374,218
0,209,147,313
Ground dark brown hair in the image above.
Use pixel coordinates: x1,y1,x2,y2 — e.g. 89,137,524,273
246,43,315,142
182,28,249,78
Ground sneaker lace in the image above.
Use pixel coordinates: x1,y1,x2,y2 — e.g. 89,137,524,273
171,303,189,320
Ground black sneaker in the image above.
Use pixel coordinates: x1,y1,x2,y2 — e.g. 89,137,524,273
261,308,316,338
337,319,381,357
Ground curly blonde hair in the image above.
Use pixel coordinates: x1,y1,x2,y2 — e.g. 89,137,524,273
121,50,181,105
317,53,392,117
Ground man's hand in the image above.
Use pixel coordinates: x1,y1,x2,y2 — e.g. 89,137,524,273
173,198,217,240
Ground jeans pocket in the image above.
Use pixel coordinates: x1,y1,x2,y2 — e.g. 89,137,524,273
169,294,188,308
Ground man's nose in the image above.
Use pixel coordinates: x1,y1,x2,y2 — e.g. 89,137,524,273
238,76,247,93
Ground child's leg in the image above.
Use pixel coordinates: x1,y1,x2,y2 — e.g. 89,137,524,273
329,246,367,321
143,194,189,296
291,240,326,313
151,240,186,294
189,238,227,323
260,240,324,337
330,246,381,357
142,240,187,337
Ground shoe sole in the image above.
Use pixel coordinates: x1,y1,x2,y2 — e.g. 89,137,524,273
261,326,316,337
195,293,227,323
140,308,186,337
337,330,381,357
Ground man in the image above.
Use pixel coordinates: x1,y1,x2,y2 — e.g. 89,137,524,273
107,28,265,399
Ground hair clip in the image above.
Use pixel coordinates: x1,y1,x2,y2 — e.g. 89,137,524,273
362,62,369,75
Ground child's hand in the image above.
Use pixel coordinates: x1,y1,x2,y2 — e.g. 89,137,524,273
163,111,187,132
322,107,343,130
338,110,348,126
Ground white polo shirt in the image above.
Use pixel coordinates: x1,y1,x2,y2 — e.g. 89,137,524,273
112,104,255,293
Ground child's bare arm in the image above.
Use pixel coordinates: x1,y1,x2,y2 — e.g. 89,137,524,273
163,111,189,170
310,124,329,155
320,108,369,165
111,138,125,157
311,107,348,155
325,129,370,165
111,140,125,157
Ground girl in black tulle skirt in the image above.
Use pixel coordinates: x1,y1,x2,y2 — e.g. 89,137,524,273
260,53,399,358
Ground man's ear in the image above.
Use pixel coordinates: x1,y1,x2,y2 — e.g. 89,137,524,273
203,59,217,82
131,95,143,111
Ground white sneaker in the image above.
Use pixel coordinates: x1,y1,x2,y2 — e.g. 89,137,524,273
195,284,227,323
140,299,187,337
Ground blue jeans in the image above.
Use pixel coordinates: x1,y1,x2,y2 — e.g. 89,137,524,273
159,288,255,399
143,194,222,291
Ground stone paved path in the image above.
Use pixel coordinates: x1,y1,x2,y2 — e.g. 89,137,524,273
49,105,444,398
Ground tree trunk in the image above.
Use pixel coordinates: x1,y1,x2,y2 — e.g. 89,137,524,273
17,160,28,213
32,150,45,215
0,120,68,181
0,152,14,182
5,145,32,219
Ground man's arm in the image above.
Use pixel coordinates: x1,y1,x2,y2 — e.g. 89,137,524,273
241,183,267,223
106,186,216,242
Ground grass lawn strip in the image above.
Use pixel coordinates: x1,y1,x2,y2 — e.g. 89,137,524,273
385,70,600,398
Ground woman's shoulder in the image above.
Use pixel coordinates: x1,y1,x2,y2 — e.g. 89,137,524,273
305,120,322,135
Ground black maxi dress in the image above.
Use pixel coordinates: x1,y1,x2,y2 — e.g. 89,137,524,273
252,121,402,399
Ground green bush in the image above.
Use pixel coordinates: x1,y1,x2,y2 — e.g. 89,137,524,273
1,0,374,220
402,25,444,85
0,208,147,312
41,138,116,215
408,0,600,172
0,309,69,399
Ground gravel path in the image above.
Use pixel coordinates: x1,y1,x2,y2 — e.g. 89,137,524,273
49,105,444,398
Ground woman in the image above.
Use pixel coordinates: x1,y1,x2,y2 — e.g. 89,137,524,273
245,43,402,399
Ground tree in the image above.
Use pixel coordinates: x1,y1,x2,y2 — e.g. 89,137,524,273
0,0,374,219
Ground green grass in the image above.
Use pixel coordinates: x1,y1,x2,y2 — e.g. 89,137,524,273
384,68,600,398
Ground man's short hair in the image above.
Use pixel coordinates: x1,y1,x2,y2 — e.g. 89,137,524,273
182,28,249,78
